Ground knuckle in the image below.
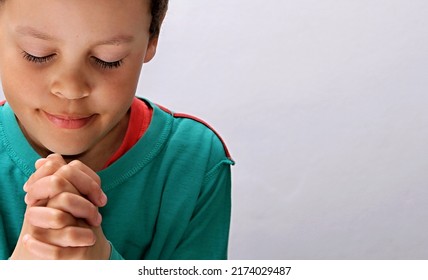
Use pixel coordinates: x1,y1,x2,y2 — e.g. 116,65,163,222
58,192,77,208
89,181,101,194
42,160,54,170
59,192,74,206
63,226,81,241
47,192,73,211
90,205,100,223
49,174,61,186
50,210,66,227
56,192,77,210
48,179,69,199
68,160,83,169
50,247,63,260
44,160,62,173
59,164,73,175
49,174,67,192
64,227,95,245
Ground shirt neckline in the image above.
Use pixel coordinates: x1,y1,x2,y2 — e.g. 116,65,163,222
0,98,173,191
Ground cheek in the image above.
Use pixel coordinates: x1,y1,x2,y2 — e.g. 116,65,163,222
1,63,29,101
89,68,142,122
98,62,143,100
1,56,46,99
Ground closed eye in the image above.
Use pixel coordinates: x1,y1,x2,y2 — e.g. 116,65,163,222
92,57,123,69
22,51,55,64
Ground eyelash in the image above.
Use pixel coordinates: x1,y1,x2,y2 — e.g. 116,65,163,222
21,51,124,69
92,57,123,69
22,52,55,64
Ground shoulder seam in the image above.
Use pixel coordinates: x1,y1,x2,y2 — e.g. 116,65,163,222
156,104,233,161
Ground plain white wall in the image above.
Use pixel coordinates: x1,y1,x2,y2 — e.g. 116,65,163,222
140,0,428,260
2,0,428,259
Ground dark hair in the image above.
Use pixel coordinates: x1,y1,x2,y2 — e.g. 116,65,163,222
0,0,169,38
150,0,169,38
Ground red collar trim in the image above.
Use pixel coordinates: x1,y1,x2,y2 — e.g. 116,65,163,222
103,98,153,168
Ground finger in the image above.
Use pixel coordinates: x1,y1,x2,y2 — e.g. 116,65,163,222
34,158,48,170
36,225,96,247
26,156,107,207
24,174,80,206
47,192,102,227
68,160,101,186
35,153,66,169
55,163,106,207
25,154,67,192
22,234,53,260
23,233,94,260
25,206,77,229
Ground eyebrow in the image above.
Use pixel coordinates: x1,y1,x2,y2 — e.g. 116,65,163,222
15,26,56,41
15,26,135,45
95,35,135,46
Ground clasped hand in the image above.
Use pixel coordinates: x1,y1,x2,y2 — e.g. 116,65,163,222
11,154,110,259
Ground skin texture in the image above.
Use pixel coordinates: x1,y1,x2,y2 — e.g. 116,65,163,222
0,0,160,259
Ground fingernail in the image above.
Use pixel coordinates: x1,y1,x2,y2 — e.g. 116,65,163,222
99,192,108,206
97,212,103,225
23,183,28,192
23,234,30,244
35,158,47,168
46,153,63,161
24,194,34,206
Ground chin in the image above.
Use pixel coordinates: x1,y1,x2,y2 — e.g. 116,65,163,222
42,142,89,158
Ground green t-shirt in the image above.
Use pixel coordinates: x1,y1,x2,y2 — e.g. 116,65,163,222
0,99,234,259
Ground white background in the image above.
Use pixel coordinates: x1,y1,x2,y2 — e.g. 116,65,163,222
2,0,428,259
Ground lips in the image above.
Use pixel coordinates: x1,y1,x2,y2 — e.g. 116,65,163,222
44,111,95,129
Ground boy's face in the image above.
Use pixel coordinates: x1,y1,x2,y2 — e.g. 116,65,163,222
0,0,156,158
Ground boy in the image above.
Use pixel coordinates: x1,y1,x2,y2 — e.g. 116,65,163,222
0,0,233,259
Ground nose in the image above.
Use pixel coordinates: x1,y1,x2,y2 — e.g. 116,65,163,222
50,64,91,100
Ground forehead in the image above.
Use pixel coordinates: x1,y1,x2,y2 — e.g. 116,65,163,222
1,0,152,41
